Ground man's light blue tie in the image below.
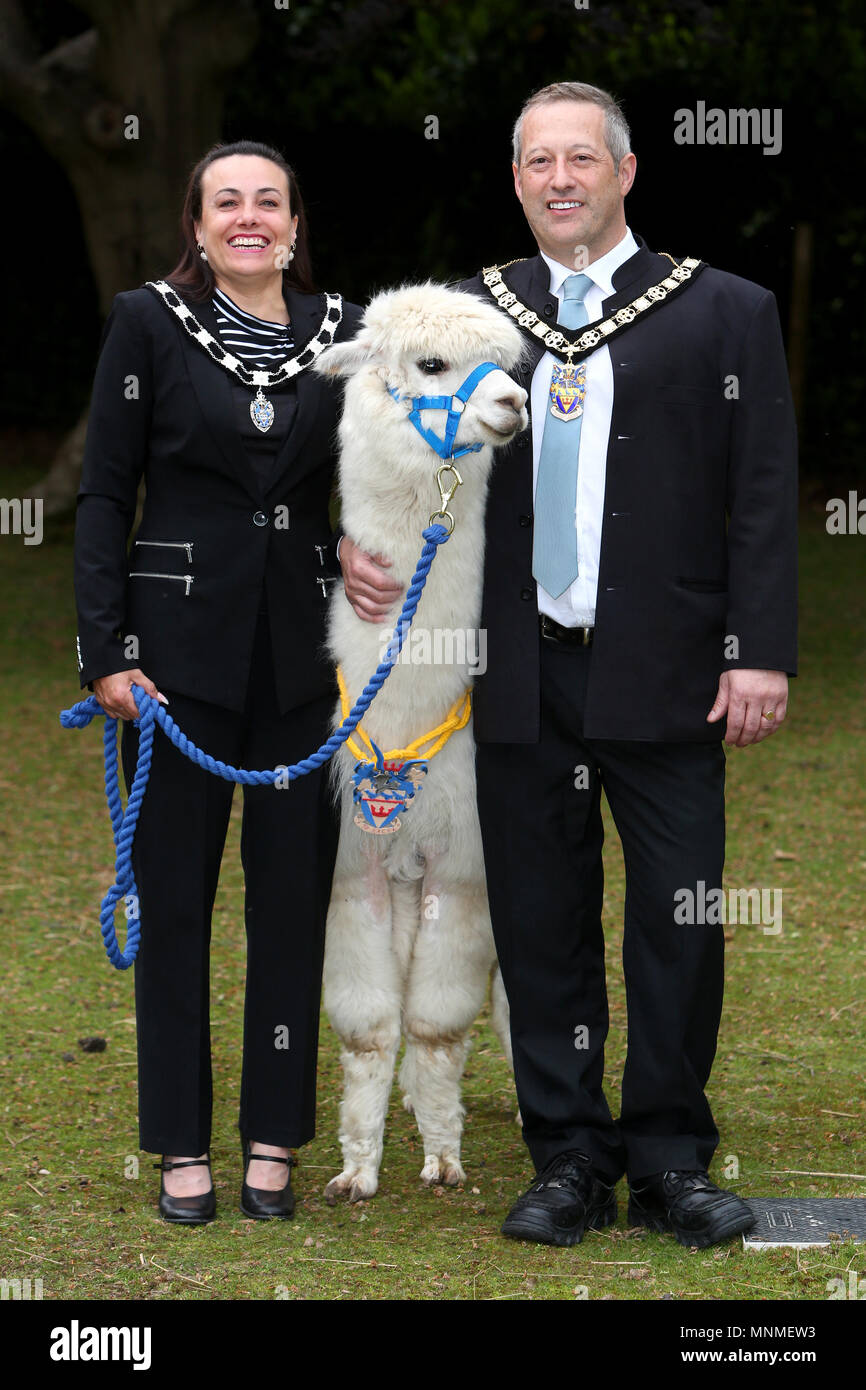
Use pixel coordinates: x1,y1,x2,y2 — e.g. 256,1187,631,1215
532,272,594,598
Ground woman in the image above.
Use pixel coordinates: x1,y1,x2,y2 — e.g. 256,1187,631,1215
74,140,362,1223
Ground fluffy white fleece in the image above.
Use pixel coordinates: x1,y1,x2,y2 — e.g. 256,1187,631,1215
313,283,527,1201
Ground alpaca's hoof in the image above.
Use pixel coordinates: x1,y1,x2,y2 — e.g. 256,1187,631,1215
420,1153,465,1188
441,1158,465,1187
324,1168,378,1204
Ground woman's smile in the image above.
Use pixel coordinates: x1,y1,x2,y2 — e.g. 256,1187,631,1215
226,234,271,252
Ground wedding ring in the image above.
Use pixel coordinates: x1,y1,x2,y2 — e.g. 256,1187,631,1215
761,710,776,721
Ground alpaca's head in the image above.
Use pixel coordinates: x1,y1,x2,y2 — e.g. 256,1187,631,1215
315,283,528,459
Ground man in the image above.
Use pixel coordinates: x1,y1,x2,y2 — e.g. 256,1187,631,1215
338,82,798,1250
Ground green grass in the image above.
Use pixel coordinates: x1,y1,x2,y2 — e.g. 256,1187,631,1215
1,444,864,1301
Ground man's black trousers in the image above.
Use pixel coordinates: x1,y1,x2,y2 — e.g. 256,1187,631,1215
121,604,338,1156
475,638,727,1184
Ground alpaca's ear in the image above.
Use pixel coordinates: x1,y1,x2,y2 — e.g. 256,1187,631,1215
314,337,376,378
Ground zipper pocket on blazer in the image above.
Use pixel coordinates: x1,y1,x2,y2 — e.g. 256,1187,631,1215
129,571,194,595
134,539,194,563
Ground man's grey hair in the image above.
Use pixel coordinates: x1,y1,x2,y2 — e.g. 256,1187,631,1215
512,82,632,170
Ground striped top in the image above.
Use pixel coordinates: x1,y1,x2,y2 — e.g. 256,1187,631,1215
213,287,294,367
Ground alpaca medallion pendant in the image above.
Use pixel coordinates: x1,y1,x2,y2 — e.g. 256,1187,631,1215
548,361,586,421
250,387,275,433
352,760,427,835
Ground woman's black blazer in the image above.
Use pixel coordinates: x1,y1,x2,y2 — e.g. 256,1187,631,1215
74,283,362,713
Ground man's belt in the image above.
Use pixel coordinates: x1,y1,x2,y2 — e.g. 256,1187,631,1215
480,254,706,364
540,614,594,646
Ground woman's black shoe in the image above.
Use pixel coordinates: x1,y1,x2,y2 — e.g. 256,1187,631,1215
153,1156,215,1225
240,1137,295,1220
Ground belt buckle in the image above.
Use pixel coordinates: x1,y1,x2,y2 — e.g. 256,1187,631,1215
540,615,593,646
539,614,592,644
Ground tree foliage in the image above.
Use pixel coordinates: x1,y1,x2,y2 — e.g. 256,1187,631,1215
1,0,862,483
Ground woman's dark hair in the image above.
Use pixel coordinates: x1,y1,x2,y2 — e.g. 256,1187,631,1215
165,140,315,299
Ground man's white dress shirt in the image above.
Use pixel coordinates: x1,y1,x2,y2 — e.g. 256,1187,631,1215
532,227,638,627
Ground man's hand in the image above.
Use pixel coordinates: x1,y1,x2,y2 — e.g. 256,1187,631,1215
92,668,168,722
339,535,403,623
706,669,789,747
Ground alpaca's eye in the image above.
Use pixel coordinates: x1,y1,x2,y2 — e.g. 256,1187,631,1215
418,358,447,374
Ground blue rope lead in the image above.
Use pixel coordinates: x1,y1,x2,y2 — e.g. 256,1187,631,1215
60,523,450,970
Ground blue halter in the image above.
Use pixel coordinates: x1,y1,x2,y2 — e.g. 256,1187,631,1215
388,360,502,460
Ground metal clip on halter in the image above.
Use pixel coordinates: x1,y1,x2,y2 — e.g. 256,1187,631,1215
429,462,463,534
388,359,504,537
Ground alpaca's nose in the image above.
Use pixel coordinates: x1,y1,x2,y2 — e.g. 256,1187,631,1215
495,387,527,415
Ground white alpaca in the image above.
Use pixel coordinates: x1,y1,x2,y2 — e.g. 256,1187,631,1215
314,283,528,1202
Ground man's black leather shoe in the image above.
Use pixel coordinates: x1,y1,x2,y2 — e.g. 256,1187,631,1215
628,1169,756,1248
501,1150,618,1247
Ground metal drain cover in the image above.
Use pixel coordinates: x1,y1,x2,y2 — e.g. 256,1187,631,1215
743,1198,866,1247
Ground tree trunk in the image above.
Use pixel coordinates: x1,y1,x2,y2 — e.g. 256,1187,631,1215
0,0,258,513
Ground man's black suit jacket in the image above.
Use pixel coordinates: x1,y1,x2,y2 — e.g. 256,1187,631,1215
461,236,798,743
74,283,362,714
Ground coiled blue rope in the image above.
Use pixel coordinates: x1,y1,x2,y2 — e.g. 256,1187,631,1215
60,523,450,970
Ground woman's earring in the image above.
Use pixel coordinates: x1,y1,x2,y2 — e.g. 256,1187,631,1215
197,242,208,263
287,240,296,263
